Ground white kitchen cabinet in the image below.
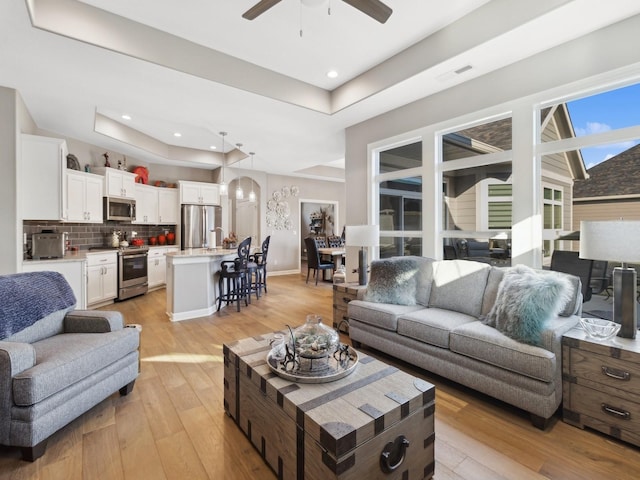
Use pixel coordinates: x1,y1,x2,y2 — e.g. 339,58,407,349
148,246,179,289
86,252,118,307
147,247,167,288
158,188,179,224
22,259,87,310
21,134,67,220
64,170,104,223
179,181,220,205
134,185,178,225
134,184,159,224
94,167,137,199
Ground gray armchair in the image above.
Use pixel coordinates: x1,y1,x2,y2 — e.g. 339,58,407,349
0,271,140,461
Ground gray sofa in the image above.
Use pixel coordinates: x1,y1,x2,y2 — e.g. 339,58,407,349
0,271,140,461
348,258,582,429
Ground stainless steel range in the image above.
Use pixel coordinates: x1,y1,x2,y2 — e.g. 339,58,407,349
117,246,149,301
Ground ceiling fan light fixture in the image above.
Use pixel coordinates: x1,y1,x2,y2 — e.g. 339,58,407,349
243,0,391,23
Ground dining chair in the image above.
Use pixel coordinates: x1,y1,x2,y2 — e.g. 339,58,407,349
217,237,252,312
304,237,334,285
327,235,343,248
250,235,270,295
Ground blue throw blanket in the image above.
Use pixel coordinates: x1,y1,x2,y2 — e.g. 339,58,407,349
0,271,76,340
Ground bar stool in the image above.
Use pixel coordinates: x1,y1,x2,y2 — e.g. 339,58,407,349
250,236,270,295
217,237,251,312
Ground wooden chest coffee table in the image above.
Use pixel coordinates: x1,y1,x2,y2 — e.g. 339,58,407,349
223,334,435,480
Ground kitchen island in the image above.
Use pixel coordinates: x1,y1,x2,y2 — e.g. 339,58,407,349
165,248,238,321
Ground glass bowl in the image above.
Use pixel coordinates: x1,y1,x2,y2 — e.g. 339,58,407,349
580,317,621,340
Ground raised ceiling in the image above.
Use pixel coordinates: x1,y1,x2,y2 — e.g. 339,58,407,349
3,0,640,179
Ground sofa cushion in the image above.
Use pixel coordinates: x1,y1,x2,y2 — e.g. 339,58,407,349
450,321,556,383
397,307,478,349
429,260,491,317
348,300,424,332
12,329,139,406
480,267,506,317
483,264,573,346
413,256,435,307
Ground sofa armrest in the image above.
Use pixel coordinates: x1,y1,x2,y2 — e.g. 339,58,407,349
0,341,37,377
540,315,581,354
64,310,125,333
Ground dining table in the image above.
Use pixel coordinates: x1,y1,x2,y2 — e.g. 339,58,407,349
317,247,345,269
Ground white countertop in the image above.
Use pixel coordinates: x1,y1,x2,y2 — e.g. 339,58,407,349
24,251,89,264
166,247,237,258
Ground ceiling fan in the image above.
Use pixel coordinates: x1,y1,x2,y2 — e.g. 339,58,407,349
242,0,393,24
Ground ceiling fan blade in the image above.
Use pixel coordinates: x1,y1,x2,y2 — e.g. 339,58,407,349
342,0,392,24
242,0,283,20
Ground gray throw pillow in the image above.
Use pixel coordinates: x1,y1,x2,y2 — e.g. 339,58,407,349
483,264,573,346
363,257,420,305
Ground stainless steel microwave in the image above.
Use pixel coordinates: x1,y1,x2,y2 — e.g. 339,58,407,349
104,197,136,222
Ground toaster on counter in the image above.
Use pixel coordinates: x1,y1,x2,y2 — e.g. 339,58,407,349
32,233,65,259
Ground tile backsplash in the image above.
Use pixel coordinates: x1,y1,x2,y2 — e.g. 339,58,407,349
23,220,176,258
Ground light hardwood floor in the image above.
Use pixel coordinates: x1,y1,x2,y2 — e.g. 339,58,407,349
1,273,639,479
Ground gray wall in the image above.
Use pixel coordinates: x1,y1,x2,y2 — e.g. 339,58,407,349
265,175,345,273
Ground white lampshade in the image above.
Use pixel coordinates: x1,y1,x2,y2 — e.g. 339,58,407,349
345,225,379,247
579,220,640,263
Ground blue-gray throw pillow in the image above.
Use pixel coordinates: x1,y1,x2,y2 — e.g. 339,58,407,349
363,257,419,305
483,264,572,346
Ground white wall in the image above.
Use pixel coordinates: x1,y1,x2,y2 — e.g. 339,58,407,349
1,87,38,274
345,14,640,265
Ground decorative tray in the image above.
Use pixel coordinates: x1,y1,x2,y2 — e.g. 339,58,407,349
266,344,359,383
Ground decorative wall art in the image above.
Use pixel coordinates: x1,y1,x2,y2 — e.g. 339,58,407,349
266,185,298,230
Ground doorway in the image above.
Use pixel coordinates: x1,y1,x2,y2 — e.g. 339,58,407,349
300,200,339,265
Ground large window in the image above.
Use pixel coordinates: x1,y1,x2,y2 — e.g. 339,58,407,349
376,142,422,258
440,115,513,264
370,78,640,267
540,82,640,262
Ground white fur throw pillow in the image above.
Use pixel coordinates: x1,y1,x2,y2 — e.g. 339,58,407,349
483,264,573,345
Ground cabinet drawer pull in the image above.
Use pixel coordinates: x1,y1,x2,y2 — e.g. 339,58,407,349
602,366,631,381
601,403,631,420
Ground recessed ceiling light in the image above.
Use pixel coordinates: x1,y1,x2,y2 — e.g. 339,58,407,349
174,132,182,137
121,114,131,120
210,145,217,150
327,70,338,79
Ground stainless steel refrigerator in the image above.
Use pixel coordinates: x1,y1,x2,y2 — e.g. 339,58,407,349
181,204,222,249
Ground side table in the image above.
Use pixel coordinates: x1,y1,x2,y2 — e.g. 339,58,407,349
562,326,640,447
332,283,367,334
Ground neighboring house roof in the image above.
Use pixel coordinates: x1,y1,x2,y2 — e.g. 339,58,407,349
457,118,512,151
449,105,587,180
574,143,640,198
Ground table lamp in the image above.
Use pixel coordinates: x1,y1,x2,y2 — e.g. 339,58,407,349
579,220,640,338
346,225,379,286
